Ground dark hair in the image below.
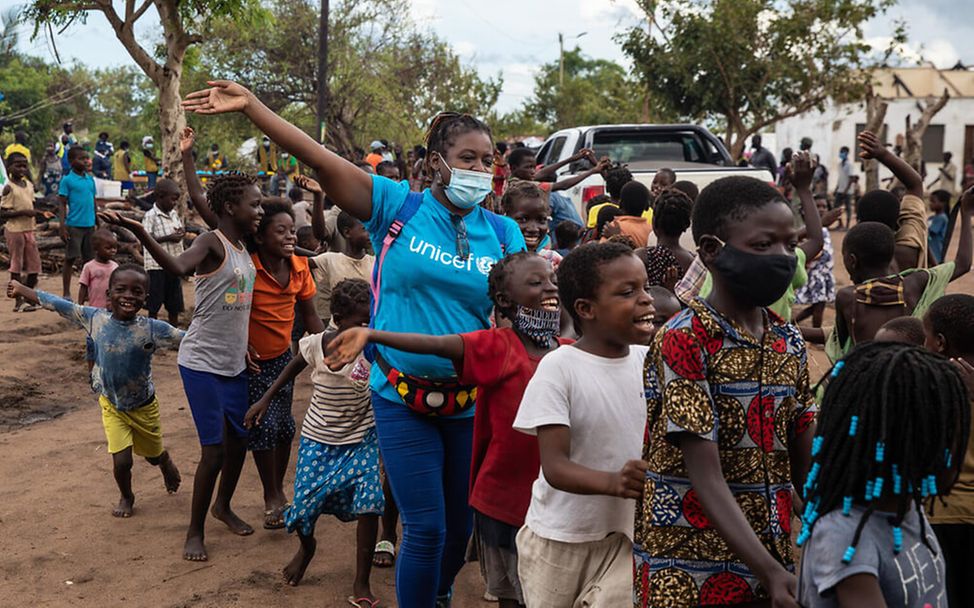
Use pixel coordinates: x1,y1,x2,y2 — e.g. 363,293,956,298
206,171,258,216
780,147,793,164
119,141,130,149
927,294,974,356
501,180,548,215
555,220,582,249
296,224,316,242
930,189,951,206
67,145,87,162
839,145,850,153
424,112,492,167
653,188,693,237
353,160,375,173
604,163,633,199
507,147,536,170
331,278,370,323
877,316,925,346
585,194,612,214
496,142,508,155
108,262,148,287
844,222,895,269
14,130,27,143
797,342,969,564
619,181,651,216
654,168,676,186
287,187,304,202
557,242,636,329
375,160,398,177
671,180,699,203
337,210,361,236
487,251,536,316
99,131,109,139
5,151,27,166
857,190,900,230
154,177,180,195
691,176,787,244
596,205,623,237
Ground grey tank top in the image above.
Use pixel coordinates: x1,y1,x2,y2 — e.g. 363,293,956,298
177,230,256,376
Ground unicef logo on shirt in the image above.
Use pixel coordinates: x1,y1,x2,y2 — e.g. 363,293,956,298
476,256,496,276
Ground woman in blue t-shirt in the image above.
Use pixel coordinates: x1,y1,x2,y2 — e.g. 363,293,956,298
185,81,525,607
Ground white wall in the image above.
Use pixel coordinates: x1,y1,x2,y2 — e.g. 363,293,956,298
773,98,974,190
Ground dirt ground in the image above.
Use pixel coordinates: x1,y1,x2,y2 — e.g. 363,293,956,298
0,228,971,607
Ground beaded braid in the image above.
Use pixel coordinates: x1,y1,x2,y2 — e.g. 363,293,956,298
797,342,970,564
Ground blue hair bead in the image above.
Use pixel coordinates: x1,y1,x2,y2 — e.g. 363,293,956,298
921,477,930,498
796,528,811,547
892,526,903,553
892,465,901,495
848,416,859,436
841,546,856,564
832,361,845,378
929,475,938,496
842,496,853,516
873,476,884,499
875,442,885,463
811,436,824,457
865,480,874,501
946,449,953,468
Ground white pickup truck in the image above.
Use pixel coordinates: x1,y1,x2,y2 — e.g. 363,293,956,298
535,124,774,217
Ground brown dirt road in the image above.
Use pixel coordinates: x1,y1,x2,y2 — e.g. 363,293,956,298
1,228,971,606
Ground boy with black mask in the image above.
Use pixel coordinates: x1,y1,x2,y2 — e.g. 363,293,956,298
635,176,817,608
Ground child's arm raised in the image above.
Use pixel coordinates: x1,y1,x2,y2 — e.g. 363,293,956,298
98,210,220,277
325,327,464,369
949,186,974,281
534,148,597,182
295,174,328,243
790,152,824,260
550,157,612,193
536,424,647,498
180,127,218,230
681,435,800,608
858,131,922,198
245,353,309,428
183,81,372,221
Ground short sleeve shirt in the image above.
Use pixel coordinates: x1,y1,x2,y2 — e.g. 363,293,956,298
298,332,373,445
249,253,317,359
79,259,119,308
1,180,36,233
58,171,97,227
634,298,816,608
309,252,374,321
364,175,525,410
898,194,929,269
459,328,572,527
37,291,184,410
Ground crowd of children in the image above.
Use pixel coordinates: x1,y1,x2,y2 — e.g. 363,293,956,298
5,78,974,608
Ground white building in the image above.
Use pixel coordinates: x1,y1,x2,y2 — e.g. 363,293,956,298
772,66,974,189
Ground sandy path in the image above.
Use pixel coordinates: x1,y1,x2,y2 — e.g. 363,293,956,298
1,228,970,606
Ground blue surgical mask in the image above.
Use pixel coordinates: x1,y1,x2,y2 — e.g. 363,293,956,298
839,151,848,161
440,155,492,210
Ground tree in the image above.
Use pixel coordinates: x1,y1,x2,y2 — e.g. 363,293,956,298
525,47,642,131
25,0,264,206
202,0,500,157
862,85,888,191
621,0,893,160
903,89,949,180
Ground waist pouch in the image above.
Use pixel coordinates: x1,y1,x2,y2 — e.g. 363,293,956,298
375,352,476,417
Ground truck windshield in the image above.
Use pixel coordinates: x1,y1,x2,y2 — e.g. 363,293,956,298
590,129,711,169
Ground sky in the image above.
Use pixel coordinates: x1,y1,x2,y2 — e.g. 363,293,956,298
4,0,972,113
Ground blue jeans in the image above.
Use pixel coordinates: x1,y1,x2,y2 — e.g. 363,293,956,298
371,392,474,607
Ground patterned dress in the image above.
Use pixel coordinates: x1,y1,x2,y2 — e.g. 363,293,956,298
794,229,835,305
634,299,816,608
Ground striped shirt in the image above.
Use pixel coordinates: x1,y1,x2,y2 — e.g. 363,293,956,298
298,331,374,445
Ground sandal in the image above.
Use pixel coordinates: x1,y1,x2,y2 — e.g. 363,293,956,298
372,540,395,567
347,596,380,607
263,503,289,530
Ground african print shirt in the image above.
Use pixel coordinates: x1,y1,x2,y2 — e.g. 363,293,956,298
634,298,816,608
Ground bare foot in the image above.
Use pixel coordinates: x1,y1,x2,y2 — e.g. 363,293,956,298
210,505,254,536
112,494,134,518
282,537,317,586
160,456,181,494
183,534,208,561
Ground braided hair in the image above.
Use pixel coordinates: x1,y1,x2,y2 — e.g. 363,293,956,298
423,112,492,176
652,187,693,238
797,342,970,564
206,171,258,217
331,278,370,324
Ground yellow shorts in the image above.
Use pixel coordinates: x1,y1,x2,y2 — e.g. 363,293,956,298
100,395,164,458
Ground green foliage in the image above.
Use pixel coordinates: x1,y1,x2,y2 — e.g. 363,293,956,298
524,47,642,131
621,0,893,159
0,55,84,154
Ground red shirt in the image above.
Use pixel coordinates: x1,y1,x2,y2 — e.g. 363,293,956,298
459,328,572,527
249,253,316,359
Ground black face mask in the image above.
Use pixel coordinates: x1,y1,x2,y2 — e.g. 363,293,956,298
709,239,797,308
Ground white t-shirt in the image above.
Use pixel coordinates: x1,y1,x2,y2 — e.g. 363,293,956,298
293,201,311,229
513,344,649,543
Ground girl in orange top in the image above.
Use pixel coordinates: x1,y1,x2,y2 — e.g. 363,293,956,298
246,198,324,529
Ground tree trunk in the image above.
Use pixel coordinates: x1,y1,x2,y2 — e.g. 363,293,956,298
902,89,950,180
863,86,888,192
158,69,187,213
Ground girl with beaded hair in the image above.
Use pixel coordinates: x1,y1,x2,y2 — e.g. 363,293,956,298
796,341,970,607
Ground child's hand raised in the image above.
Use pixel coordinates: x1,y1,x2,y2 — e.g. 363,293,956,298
97,210,142,232
179,127,196,153
608,459,648,499
788,151,814,191
324,327,370,370
857,130,887,161
183,80,253,115
293,174,322,195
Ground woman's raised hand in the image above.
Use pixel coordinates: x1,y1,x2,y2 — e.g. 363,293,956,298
182,80,253,115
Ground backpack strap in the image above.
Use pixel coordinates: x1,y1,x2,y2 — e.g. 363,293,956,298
369,191,424,319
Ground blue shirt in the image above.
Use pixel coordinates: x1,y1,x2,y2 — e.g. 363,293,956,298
38,291,184,411
928,212,948,264
548,191,583,239
365,175,526,412
58,170,97,227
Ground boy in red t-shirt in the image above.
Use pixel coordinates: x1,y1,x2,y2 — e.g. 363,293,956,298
325,252,569,607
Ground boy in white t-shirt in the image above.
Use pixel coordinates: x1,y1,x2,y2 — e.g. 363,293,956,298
513,241,656,606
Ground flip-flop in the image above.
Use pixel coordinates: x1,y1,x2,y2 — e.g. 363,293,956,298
372,540,395,567
263,503,288,530
347,596,380,607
